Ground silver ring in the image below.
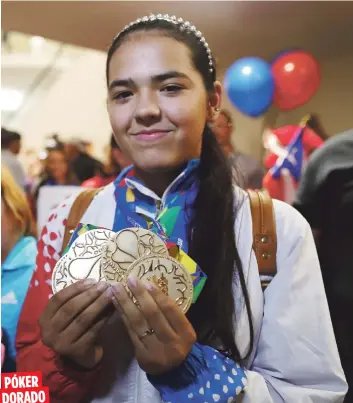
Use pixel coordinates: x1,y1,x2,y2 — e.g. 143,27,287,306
139,328,155,340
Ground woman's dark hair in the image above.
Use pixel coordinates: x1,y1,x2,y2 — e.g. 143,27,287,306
106,18,254,363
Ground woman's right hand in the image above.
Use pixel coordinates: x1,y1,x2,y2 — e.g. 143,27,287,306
39,279,114,369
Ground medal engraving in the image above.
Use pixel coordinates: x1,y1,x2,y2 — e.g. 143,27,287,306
52,229,114,293
125,255,193,313
102,228,168,284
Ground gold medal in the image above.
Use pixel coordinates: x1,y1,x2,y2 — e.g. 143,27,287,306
101,228,168,284
124,254,194,313
52,255,69,294
52,229,115,294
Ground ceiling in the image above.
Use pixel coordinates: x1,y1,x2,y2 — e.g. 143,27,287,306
3,1,353,71
1,30,86,125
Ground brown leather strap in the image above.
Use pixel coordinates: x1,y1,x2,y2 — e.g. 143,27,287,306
247,189,277,277
61,188,102,254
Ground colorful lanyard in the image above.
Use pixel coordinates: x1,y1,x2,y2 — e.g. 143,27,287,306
113,160,199,250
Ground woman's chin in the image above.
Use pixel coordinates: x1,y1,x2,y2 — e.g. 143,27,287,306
133,155,185,174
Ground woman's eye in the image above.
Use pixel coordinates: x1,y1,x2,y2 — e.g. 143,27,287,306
113,91,133,101
161,85,183,94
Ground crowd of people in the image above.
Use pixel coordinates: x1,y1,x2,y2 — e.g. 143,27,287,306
1,129,132,217
1,13,352,402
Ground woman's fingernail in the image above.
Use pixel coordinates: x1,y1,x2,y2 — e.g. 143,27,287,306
104,287,113,298
83,278,97,287
128,275,137,288
145,282,154,292
96,281,108,291
113,283,122,294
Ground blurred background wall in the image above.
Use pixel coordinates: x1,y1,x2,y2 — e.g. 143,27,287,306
2,1,353,160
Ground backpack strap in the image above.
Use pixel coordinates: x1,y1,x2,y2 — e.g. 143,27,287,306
247,189,277,290
61,188,102,254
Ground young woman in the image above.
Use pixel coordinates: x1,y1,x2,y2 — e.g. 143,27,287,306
30,147,78,219
16,14,346,402
33,147,77,199
1,165,37,372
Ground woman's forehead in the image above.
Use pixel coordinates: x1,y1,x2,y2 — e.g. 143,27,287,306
108,34,197,82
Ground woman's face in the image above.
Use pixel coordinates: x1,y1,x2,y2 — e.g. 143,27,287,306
46,150,68,180
107,32,221,173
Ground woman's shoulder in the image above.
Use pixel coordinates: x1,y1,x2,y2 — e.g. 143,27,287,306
234,186,311,251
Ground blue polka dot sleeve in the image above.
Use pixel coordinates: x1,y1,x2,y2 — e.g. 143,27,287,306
147,342,248,403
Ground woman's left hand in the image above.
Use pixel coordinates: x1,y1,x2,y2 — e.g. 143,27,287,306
111,276,196,375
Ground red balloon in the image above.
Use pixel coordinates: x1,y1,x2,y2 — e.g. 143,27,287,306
271,51,321,111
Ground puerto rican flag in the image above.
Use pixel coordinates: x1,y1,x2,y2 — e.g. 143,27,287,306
262,121,312,204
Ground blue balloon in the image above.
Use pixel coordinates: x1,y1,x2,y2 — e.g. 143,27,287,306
224,57,274,117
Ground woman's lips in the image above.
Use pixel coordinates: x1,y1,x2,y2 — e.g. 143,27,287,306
134,131,170,142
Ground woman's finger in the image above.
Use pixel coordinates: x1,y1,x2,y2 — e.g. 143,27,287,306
126,276,175,343
68,313,114,370
51,281,110,333
147,282,194,339
42,279,97,321
74,307,115,347
62,286,114,342
111,283,151,340
117,306,147,351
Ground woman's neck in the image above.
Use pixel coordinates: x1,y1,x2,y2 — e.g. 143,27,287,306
52,176,67,185
134,165,185,197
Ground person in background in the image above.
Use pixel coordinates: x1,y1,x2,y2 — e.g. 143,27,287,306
82,134,131,188
262,122,324,203
1,328,15,373
65,139,103,184
293,129,353,402
32,147,78,204
1,128,27,189
212,110,265,189
306,113,329,140
1,165,37,372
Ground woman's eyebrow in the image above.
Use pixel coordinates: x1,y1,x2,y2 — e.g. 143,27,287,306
108,70,190,92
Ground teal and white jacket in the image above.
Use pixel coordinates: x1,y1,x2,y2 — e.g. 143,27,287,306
1,236,37,359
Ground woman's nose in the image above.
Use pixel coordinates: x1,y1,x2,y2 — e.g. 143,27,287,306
134,91,161,125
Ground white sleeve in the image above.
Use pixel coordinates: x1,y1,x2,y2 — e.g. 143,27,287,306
242,200,347,402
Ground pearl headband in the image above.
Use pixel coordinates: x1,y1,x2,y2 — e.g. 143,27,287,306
114,13,214,73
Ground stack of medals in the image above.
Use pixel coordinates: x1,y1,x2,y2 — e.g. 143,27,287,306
52,227,195,313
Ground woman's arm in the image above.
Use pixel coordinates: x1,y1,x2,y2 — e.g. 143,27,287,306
242,201,347,402
16,200,99,403
148,343,247,403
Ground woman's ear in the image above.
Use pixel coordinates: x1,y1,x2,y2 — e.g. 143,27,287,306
207,81,222,122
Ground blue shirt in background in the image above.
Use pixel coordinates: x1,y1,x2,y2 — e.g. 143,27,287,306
1,236,37,359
